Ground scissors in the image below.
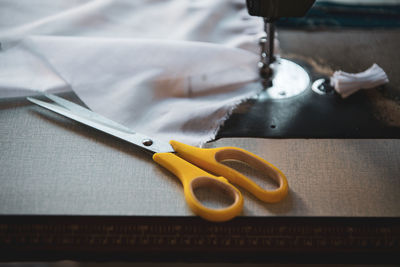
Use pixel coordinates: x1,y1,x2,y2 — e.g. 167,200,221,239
27,93,288,222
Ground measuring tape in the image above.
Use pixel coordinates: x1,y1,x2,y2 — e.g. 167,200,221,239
1,216,399,262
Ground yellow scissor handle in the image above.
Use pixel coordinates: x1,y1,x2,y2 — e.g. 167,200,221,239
153,152,244,222
168,140,288,203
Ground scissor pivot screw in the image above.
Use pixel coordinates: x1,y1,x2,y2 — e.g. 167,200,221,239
142,139,153,146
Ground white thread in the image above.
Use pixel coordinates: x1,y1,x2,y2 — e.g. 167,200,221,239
331,64,389,98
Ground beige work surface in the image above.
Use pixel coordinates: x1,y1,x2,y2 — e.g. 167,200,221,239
1,98,399,218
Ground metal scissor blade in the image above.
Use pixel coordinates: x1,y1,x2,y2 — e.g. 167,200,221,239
44,93,134,134
27,97,175,154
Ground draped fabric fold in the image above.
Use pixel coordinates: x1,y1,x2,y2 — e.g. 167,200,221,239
0,0,265,145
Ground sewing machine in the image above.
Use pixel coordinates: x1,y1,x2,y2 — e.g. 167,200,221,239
246,0,316,78
245,0,316,99
218,0,400,139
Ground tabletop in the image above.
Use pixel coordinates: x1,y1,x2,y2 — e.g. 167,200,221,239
1,25,400,263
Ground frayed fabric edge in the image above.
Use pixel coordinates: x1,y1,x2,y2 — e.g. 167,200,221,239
199,89,259,148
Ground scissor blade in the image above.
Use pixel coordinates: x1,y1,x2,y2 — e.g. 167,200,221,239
44,93,134,134
27,97,175,154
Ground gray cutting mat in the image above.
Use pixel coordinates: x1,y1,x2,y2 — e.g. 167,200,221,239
1,96,400,217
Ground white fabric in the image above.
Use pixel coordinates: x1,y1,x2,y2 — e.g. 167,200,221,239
0,0,265,146
331,64,389,98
